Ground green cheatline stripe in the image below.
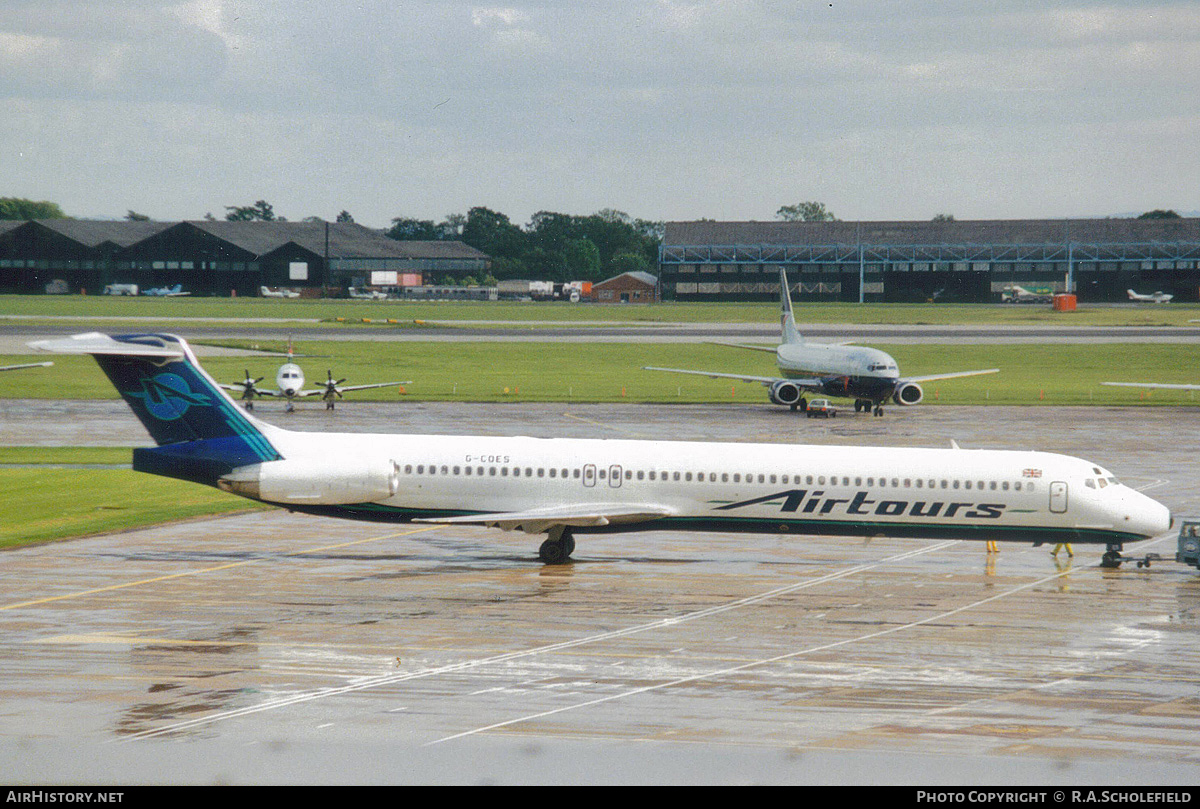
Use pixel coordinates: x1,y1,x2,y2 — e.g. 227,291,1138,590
309,503,1143,545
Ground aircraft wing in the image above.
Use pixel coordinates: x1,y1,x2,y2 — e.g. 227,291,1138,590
218,384,285,397
643,366,823,389
706,341,777,353
414,503,676,534
0,361,53,372
901,368,1000,384
332,381,410,393
295,381,410,398
1103,381,1200,391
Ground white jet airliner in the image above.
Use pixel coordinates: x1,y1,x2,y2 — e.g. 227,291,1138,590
645,269,998,416
32,332,1171,567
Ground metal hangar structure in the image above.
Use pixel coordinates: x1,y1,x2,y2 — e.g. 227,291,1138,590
659,218,1200,303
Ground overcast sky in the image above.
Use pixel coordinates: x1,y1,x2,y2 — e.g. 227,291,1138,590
2,1,1197,228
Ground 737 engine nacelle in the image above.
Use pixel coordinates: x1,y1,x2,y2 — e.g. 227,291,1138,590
768,380,804,406
218,458,399,505
892,382,924,406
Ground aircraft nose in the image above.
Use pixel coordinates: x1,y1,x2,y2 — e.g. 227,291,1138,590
1122,493,1172,538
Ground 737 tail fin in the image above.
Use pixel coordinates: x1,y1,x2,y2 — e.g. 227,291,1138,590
779,269,803,345
30,332,281,485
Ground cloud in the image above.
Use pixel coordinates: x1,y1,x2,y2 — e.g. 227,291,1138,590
1,1,1198,224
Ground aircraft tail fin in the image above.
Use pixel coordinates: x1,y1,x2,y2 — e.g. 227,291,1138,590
29,332,282,485
779,269,803,344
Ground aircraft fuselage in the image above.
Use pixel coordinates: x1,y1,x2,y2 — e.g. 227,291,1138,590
190,429,1170,547
777,342,901,404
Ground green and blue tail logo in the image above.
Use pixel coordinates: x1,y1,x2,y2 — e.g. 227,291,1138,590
91,334,281,485
124,372,213,422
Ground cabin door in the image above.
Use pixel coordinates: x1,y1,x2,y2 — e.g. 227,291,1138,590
609,465,623,488
583,464,597,487
1049,481,1068,513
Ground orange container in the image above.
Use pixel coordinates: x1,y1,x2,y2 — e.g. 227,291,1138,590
1052,293,1077,311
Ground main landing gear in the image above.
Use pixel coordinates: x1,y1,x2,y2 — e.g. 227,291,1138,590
539,525,576,565
853,399,885,417
789,398,808,413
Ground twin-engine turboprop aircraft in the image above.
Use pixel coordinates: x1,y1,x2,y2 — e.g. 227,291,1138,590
32,332,1170,567
645,270,998,416
221,345,408,412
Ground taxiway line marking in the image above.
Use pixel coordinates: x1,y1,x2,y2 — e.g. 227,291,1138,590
120,540,957,741
0,527,432,612
428,562,1084,745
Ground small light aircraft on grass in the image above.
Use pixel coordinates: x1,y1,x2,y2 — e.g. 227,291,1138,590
1127,289,1174,303
260,286,300,298
221,344,409,412
645,269,999,417
31,332,1171,567
142,284,190,297
349,287,389,300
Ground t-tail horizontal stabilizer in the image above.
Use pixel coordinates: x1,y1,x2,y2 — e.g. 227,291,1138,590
29,332,282,485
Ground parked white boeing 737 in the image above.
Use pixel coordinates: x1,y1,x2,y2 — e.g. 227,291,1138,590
645,270,999,416
32,332,1171,566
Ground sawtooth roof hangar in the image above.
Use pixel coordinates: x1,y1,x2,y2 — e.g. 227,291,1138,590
659,218,1200,303
0,220,490,296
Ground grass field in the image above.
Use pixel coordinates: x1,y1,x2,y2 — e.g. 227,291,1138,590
2,338,1198,406
5,293,1200,326
0,447,266,550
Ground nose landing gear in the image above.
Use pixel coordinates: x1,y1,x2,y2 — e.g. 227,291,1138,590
1100,544,1164,569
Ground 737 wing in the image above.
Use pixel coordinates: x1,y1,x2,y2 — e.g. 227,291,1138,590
643,365,824,390
1102,381,1200,391
901,368,999,384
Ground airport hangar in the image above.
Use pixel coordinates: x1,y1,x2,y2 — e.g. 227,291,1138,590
0,219,491,296
658,217,1200,303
